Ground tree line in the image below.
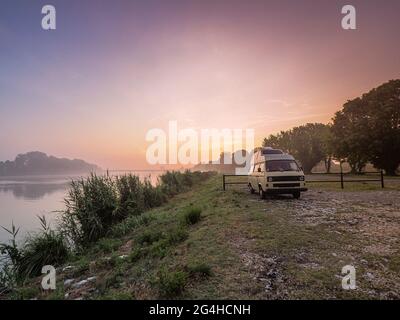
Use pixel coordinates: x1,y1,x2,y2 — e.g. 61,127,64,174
0,151,100,176
262,79,400,175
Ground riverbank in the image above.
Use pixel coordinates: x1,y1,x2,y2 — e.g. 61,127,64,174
3,174,400,299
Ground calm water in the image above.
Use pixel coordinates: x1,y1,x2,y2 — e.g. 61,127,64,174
0,172,162,244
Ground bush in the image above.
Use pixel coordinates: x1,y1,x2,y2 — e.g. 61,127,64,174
137,230,163,245
9,286,40,300
142,180,166,209
159,171,184,196
148,228,188,258
128,247,147,263
70,256,90,276
188,263,212,277
166,228,188,244
1,216,69,281
110,214,153,237
0,171,213,296
18,231,69,278
157,268,188,297
183,207,202,225
159,170,209,196
94,238,122,254
115,175,145,216
60,171,210,248
60,174,118,246
150,240,170,258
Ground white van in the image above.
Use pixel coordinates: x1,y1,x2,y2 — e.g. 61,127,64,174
248,148,307,199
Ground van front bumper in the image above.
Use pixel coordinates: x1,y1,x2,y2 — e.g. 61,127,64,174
265,188,308,194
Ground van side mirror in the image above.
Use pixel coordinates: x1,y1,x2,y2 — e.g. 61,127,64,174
257,167,261,172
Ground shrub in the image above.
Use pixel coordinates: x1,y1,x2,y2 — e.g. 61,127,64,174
183,207,202,225
1,217,69,281
71,256,90,276
98,268,125,292
157,268,188,297
188,263,212,277
159,171,184,196
60,171,210,248
94,238,122,254
17,216,69,278
128,247,147,262
142,180,166,209
110,214,153,237
60,174,118,246
137,230,163,245
115,175,145,216
166,228,188,244
149,228,188,258
159,170,207,196
0,222,21,285
18,231,68,278
10,286,40,300
150,240,170,258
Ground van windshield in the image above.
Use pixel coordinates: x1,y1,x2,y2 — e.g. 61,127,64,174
266,160,300,172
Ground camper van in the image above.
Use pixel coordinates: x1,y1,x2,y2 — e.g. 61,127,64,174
248,148,307,199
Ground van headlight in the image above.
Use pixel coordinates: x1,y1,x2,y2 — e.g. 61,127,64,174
267,177,273,182
299,176,305,181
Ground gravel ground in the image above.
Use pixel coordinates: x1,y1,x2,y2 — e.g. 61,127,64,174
234,187,400,299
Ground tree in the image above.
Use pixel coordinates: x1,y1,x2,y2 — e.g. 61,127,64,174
263,123,331,174
331,79,400,175
331,99,370,173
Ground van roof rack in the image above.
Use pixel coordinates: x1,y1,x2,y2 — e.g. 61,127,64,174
261,148,283,155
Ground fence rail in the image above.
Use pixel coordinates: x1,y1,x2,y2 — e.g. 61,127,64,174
222,174,248,191
222,171,385,191
307,170,384,189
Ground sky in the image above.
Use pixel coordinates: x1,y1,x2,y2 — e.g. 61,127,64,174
0,0,399,169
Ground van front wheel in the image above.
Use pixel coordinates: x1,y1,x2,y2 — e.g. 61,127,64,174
293,191,301,199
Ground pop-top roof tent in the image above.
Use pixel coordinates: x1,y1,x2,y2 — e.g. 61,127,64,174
262,147,283,155
253,147,295,163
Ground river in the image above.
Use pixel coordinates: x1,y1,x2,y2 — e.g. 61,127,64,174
0,172,162,245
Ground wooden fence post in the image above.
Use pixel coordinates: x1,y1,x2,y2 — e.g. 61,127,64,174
340,169,344,189
381,171,385,188
223,175,226,191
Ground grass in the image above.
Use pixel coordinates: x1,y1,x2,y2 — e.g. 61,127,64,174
17,230,69,278
93,238,123,254
183,207,202,225
187,263,213,277
100,290,134,300
1,216,69,282
60,171,212,247
156,268,189,298
0,171,213,296
3,172,400,300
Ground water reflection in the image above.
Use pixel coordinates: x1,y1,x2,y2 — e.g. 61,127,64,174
0,177,71,244
0,175,74,200
0,182,69,200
